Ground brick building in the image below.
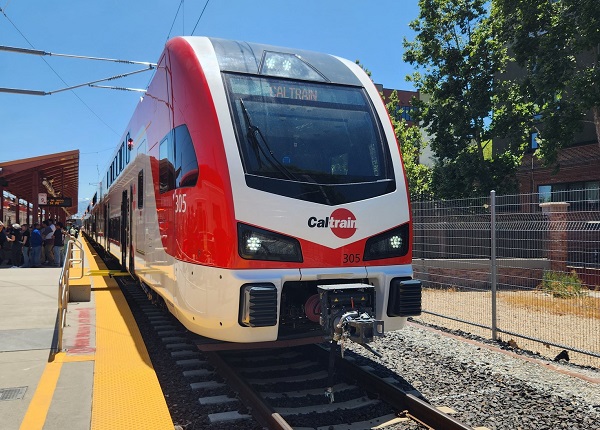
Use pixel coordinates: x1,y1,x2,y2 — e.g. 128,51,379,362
378,87,438,167
517,143,600,209
378,87,418,127
499,49,600,207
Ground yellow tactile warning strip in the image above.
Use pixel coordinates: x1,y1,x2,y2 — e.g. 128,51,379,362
83,239,173,430
18,239,172,430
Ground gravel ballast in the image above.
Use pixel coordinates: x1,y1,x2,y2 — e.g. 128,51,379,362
346,322,600,430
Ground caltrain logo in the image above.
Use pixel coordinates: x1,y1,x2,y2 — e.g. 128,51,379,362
307,208,357,239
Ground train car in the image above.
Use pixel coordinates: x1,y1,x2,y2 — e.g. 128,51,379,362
85,36,421,345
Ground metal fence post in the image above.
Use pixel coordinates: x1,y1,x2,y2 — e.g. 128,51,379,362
412,189,600,365
490,190,497,341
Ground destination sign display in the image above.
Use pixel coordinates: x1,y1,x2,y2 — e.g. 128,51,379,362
44,197,73,207
269,85,318,101
228,75,365,106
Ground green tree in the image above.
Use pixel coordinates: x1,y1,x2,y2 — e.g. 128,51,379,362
404,0,521,198
355,60,372,78
493,0,600,166
355,60,432,197
385,90,433,198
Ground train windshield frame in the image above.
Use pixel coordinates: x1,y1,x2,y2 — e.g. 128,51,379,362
223,73,396,205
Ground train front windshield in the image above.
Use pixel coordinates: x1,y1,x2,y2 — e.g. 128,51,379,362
224,74,396,205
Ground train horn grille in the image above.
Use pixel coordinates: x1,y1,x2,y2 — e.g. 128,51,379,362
239,283,278,327
387,278,422,317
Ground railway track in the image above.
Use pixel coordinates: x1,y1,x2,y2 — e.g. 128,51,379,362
123,284,474,428
206,345,473,430
92,243,475,429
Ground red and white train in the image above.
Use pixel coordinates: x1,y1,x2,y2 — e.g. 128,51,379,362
85,36,421,345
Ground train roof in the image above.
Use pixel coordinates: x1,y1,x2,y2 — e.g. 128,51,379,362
184,36,363,87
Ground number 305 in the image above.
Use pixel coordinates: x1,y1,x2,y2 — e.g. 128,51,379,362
174,193,187,213
343,253,361,264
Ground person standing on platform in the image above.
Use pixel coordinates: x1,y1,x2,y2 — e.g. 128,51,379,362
9,224,22,268
0,222,7,266
63,224,73,263
4,224,16,266
53,222,65,267
20,224,31,268
41,220,55,265
30,223,43,268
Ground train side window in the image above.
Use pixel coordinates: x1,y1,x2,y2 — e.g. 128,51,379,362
159,133,175,193
138,170,144,208
174,124,198,188
109,217,120,242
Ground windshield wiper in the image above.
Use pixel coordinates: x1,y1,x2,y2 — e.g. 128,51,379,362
239,99,298,181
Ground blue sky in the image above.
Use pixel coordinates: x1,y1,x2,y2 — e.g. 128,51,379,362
0,0,420,215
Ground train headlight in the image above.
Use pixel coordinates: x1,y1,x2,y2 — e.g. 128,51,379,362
363,224,410,261
389,235,403,248
246,236,262,252
261,51,325,81
238,223,303,262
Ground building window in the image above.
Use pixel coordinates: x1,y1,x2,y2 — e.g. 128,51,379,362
538,181,599,210
531,131,538,149
538,185,551,203
530,114,542,150
398,106,416,121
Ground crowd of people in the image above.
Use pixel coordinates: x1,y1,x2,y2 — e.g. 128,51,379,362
0,219,78,268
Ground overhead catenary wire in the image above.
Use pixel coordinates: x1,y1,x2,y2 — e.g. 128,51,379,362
0,45,155,95
147,0,186,89
89,85,147,93
0,6,122,137
0,45,157,67
0,67,155,96
191,0,211,36
165,0,185,43
148,0,210,89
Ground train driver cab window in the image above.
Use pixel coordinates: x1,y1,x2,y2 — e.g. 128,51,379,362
174,124,198,188
224,74,395,205
159,133,175,193
159,125,198,193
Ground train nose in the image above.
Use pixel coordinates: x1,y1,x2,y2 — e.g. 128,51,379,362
304,294,321,323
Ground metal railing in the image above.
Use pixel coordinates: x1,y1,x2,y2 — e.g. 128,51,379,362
411,190,600,367
55,236,85,354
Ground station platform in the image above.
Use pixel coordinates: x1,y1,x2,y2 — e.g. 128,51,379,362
0,238,174,430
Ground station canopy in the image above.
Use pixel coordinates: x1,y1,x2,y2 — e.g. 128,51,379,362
0,149,79,217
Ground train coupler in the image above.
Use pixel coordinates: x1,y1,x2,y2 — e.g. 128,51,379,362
334,311,384,345
318,284,384,347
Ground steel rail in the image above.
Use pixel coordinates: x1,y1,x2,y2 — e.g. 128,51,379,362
204,351,293,430
313,345,474,430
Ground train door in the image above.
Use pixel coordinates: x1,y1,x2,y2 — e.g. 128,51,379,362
128,183,135,274
104,203,109,253
120,189,129,270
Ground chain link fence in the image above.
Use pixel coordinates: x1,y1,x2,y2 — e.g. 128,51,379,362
412,190,600,368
